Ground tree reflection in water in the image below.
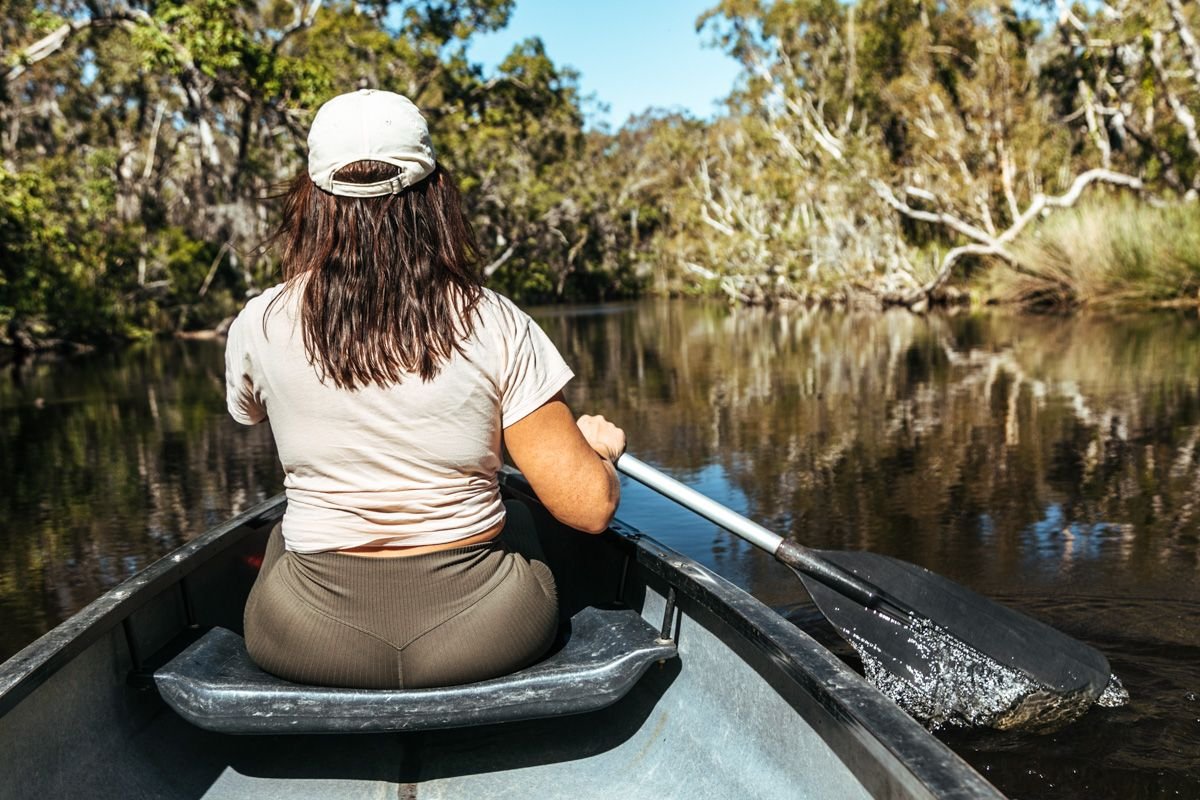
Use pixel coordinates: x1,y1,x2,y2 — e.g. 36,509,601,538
546,302,1200,599
2,302,1197,799
0,341,280,661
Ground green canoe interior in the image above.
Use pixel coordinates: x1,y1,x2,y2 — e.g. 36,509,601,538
0,474,1003,799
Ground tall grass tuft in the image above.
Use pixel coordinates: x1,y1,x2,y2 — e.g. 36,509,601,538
987,198,1200,310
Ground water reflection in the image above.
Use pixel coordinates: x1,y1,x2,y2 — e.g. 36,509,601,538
1,302,1197,798
548,304,1200,598
0,342,280,658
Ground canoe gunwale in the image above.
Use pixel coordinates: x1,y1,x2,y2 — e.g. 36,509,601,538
0,495,285,718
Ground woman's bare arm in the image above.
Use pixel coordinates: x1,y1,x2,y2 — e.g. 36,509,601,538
503,393,625,534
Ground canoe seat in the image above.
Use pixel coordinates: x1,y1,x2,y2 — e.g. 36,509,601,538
153,606,676,734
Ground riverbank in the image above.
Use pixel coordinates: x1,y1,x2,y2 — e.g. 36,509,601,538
682,196,1200,314
4,194,1197,361
7,0,1199,358
981,198,1200,311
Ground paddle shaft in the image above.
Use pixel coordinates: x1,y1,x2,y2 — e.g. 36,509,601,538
615,454,1114,708
615,454,901,617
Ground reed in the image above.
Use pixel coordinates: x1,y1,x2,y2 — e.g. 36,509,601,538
989,198,1200,310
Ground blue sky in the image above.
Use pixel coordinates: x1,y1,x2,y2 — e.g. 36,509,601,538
466,0,743,129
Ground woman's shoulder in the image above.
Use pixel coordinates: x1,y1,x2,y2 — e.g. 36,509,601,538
226,283,298,349
242,282,291,315
473,288,532,332
476,287,519,314
231,282,294,328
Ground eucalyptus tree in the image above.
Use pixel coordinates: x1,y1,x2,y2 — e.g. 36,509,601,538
647,0,1196,309
1,0,640,346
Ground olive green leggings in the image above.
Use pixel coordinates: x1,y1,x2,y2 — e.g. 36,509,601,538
243,500,559,689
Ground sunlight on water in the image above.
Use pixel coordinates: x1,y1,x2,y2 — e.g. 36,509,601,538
846,618,1129,733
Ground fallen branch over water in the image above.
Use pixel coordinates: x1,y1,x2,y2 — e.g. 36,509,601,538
873,169,1145,309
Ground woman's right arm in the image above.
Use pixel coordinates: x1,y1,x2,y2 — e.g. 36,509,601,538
503,393,625,534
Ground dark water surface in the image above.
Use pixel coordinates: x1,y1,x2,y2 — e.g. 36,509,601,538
2,301,1198,799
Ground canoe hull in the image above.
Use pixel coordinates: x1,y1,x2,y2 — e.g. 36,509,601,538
0,476,1004,799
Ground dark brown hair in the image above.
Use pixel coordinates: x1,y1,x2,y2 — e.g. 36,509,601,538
270,161,483,390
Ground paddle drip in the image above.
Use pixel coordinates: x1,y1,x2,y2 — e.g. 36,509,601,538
844,617,1128,733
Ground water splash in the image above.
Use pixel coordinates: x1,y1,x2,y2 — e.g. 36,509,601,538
845,618,1128,732
1097,673,1130,708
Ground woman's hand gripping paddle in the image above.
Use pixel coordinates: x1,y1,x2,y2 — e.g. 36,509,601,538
615,454,1120,731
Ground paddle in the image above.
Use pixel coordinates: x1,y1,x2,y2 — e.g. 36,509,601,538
615,453,1118,731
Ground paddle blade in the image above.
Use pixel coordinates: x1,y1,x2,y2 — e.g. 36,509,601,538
795,550,1115,732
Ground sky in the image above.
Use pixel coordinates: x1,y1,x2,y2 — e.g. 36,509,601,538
466,0,743,129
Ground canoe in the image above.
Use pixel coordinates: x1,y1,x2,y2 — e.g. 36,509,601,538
0,469,1005,799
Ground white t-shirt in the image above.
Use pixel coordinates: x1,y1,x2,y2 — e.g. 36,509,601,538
225,283,573,553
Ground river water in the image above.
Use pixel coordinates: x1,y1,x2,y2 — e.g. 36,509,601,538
2,301,1197,798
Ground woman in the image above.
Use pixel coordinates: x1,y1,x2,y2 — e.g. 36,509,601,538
224,89,625,690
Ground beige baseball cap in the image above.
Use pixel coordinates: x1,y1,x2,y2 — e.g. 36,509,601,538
307,89,436,197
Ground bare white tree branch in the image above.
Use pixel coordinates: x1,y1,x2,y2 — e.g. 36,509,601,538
482,244,516,278
874,168,1144,305
3,11,151,83
1167,0,1200,88
1149,31,1200,187
272,0,324,54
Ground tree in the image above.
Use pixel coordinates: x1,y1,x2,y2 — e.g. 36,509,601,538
1,0,646,345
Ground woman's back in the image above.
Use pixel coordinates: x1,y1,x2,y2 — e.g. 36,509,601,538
227,283,573,553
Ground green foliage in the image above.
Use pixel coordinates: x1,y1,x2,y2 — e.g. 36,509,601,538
2,0,645,346
656,0,1200,307
0,163,122,339
3,0,1199,344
